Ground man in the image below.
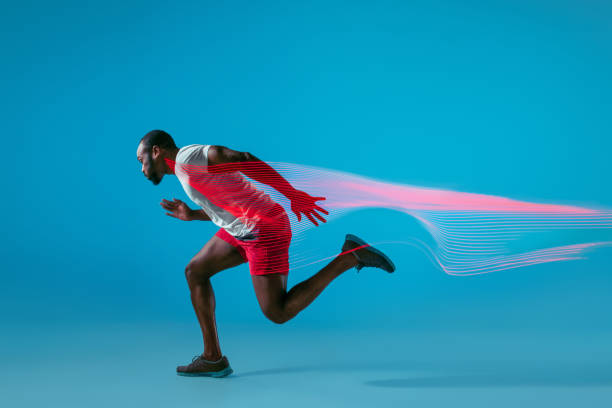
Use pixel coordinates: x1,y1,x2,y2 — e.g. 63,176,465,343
136,129,396,377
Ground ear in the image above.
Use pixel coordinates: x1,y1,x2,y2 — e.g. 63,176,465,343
151,145,161,158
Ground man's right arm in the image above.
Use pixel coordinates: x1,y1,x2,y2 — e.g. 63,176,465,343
189,208,211,221
161,198,211,222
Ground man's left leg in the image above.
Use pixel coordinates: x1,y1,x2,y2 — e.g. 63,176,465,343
251,252,358,324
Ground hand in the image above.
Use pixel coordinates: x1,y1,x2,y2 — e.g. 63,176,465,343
289,189,329,226
160,198,193,221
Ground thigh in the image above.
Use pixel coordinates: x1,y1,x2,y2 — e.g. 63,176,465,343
187,234,248,279
251,273,288,314
245,212,292,276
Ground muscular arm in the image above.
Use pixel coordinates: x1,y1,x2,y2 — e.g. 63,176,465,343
207,145,328,226
207,145,297,199
160,198,212,222
189,208,211,221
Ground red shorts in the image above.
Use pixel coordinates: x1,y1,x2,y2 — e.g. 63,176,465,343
214,204,292,276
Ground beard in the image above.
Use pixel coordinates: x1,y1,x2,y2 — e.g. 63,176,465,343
149,170,162,185
144,152,163,185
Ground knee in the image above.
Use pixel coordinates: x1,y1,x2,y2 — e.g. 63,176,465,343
262,306,290,324
184,263,211,286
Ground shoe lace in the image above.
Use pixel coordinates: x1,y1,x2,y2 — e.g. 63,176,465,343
191,354,203,363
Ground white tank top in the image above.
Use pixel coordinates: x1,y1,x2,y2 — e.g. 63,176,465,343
175,144,278,238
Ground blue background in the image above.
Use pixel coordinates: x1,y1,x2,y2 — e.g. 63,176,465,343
3,0,612,406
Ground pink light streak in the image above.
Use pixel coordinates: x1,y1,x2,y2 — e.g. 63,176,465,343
172,159,612,276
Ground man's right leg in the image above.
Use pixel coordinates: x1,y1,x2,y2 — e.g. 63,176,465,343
184,235,247,361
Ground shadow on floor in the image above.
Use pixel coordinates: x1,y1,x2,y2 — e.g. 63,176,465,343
235,360,434,378
236,360,612,388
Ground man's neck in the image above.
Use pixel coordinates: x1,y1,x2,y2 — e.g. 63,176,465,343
164,147,180,174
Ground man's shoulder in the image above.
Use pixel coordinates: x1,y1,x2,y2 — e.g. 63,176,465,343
176,144,212,165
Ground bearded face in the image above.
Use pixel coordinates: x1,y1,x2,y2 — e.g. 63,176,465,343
138,144,165,185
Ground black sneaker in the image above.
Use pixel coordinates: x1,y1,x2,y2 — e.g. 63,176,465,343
342,234,396,273
176,354,233,377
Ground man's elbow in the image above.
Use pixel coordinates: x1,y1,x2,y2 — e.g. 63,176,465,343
242,152,257,163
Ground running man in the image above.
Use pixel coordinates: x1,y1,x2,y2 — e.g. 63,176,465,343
136,129,396,377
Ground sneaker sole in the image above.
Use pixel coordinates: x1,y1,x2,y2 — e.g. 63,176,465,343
176,367,233,378
345,233,396,273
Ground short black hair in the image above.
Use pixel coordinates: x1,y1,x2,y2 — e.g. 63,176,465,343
139,129,178,152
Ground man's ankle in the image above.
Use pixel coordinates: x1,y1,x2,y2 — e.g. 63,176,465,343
338,252,358,268
203,352,222,362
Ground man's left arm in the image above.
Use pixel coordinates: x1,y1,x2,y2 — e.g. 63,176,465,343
207,145,328,226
